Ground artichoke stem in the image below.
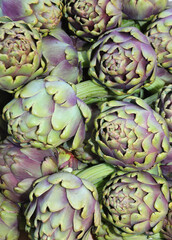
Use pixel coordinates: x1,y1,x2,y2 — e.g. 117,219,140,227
75,163,116,185
76,80,112,104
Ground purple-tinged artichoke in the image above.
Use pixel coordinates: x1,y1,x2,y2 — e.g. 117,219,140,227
2,76,91,150
155,84,172,142
0,18,46,93
25,172,101,240
90,97,170,171
0,192,20,239
42,26,82,83
0,137,59,203
122,0,167,20
64,0,122,42
88,27,157,96
102,171,170,235
146,8,172,75
1,0,64,34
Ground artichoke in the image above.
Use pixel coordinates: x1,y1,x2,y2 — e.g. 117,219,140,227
146,8,172,75
2,76,91,150
102,171,170,235
90,97,170,171
1,0,64,33
155,84,172,142
122,0,167,20
0,18,46,92
88,27,157,96
64,0,122,42
0,192,20,240
0,137,59,202
42,26,81,83
25,172,101,240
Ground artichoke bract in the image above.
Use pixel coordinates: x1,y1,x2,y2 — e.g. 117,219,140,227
102,171,170,235
0,18,46,92
122,0,167,20
88,27,157,96
64,0,122,42
90,97,170,171
1,0,64,33
42,27,81,83
155,84,172,142
25,172,101,240
0,137,59,203
146,8,172,75
0,192,20,240
2,76,91,150
161,205,172,239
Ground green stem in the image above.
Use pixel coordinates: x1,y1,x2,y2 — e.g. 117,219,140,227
144,77,165,94
76,80,112,104
75,163,116,186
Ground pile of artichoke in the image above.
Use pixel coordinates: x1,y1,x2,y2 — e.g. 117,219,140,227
0,0,172,239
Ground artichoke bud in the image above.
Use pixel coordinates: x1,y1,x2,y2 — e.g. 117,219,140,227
2,76,92,150
88,27,157,97
64,0,123,42
0,193,20,240
0,18,46,92
25,172,101,240
42,26,82,84
102,171,170,235
146,8,172,75
89,97,170,171
122,0,168,21
0,137,59,202
1,0,64,33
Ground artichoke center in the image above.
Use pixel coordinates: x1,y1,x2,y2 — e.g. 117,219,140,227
102,48,129,76
109,190,136,214
2,35,30,57
74,1,94,18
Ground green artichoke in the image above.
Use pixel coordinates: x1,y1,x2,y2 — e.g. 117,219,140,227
0,192,20,240
0,137,59,203
64,0,122,42
102,171,170,235
155,84,172,142
146,8,172,75
42,26,82,83
2,76,91,150
1,0,64,33
90,97,170,171
88,27,157,96
25,172,101,240
122,0,167,20
0,18,46,92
